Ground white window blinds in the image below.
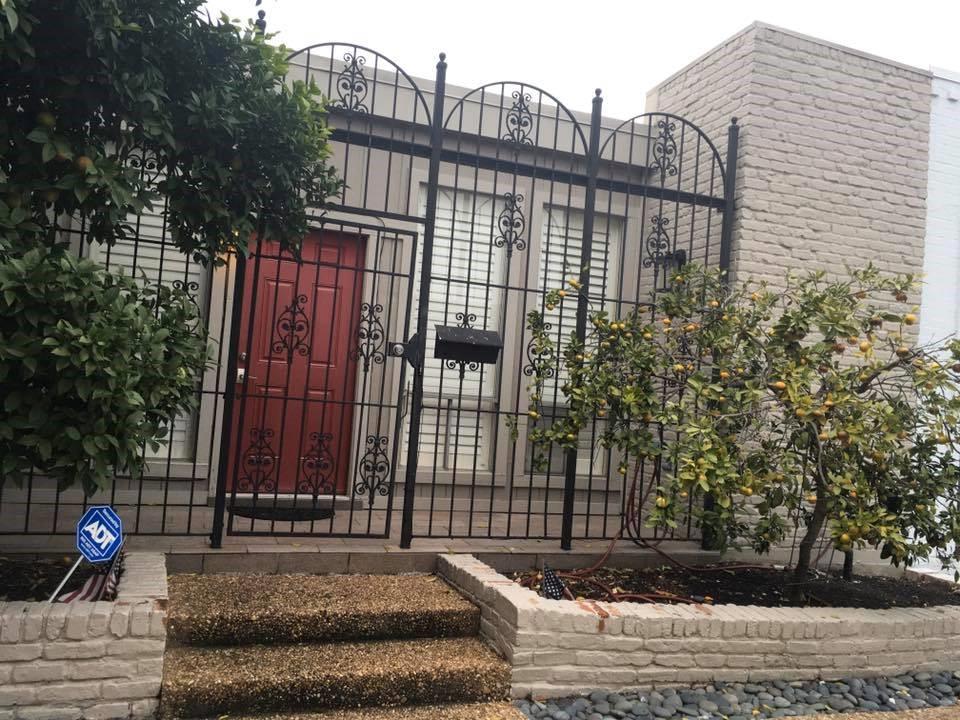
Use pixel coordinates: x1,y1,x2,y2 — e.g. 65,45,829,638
404,187,508,472
533,206,624,474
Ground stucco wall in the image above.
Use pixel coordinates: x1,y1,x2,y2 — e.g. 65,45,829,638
0,554,167,720
647,23,931,342
440,554,960,700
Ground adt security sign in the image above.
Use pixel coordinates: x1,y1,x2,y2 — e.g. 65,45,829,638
76,506,123,564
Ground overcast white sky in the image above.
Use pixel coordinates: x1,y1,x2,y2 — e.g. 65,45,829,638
204,0,960,120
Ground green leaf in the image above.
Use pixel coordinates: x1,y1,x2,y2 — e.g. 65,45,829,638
82,435,98,457
3,1,17,32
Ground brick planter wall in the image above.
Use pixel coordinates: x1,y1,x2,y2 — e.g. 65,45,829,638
439,554,960,699
0,553,167,720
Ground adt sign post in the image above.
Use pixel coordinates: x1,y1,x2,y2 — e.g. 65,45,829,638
49,505,124,603
77,506,124,564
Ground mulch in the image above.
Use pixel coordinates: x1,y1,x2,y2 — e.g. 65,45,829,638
512,564,960,609
0,555,96,602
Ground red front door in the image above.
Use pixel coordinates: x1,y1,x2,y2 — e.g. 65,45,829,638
228,230,365,496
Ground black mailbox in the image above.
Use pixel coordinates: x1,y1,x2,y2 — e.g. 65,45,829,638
434,325,502,365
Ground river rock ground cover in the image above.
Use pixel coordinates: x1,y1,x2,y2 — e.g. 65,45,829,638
511,565,960,608
516,672,960,720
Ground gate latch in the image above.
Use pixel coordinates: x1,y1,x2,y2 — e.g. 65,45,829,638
389,332,422,369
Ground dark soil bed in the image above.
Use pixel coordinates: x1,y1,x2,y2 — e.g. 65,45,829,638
0,555,98,602
512,564,960,609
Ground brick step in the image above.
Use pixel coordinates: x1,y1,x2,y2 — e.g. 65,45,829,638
159,637,511,718
167,573,479,645
198,703,524,720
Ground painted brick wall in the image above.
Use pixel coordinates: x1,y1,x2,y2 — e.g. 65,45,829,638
918,69,960,346
0,554,167,720
912,69,960,576
647,23,932,342
645,23,935,568
441,554,960,699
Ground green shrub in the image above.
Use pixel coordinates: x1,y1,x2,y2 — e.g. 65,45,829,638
0,241,207,494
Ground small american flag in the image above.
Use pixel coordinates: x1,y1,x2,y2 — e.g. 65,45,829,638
57,573,107,603
540,564,567,600
58,545,124,603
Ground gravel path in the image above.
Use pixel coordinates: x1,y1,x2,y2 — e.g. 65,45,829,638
516,671,960,720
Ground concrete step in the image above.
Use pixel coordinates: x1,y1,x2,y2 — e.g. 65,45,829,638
160,637,511,718
167,573,479,645
200,703,525,720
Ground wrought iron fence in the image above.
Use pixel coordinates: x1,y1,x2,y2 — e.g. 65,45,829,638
0,42,737,549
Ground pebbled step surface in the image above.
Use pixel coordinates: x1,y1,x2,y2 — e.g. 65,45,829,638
167,573,479,645
202,703,524,720
160,636,511,718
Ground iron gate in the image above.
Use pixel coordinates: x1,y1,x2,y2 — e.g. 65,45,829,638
0,41,736,549
211,43,737,546
212,219,419,538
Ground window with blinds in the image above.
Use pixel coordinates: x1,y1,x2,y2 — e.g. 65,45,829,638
403,187,508,472
529,206,624,475
83,196,208,463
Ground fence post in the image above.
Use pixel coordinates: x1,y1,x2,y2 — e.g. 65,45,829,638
702,116,740,551
718,117,739,275
399,53,448,549
209,250,249,549
560,89,604,551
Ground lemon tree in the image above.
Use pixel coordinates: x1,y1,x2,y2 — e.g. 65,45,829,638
526,264,960,579
1,0,340,261
0,0,340,492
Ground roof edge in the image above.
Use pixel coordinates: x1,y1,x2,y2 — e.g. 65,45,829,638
751,21,931,77
649,20,933,96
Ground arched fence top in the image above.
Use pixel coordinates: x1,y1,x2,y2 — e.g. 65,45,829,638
599,111,728,186
285,42,434,126
443,81,589,155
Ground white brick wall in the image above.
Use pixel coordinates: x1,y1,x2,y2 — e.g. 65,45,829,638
440,554,960,699
645,23,935,567
918,69,960,346
0,554,167,720
912,68,960,577
647,22,931,343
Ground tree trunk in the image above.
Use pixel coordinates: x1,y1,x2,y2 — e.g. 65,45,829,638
795,493,828,577
842,549,854,581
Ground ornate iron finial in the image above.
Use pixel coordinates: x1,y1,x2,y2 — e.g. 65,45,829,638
254,6,266,35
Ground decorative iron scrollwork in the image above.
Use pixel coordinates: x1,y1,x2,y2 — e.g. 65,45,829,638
125,145,163,184
332,52,370,113
299,432,335,496
502,90,534,145
272,294,310,361
352,302,386,371
652,119,679,181
523,320,556,379
354,435,390,501
172,279,201,309
237,428,277,493
494,192,526,256
444,311,480,379
643,215,671,269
